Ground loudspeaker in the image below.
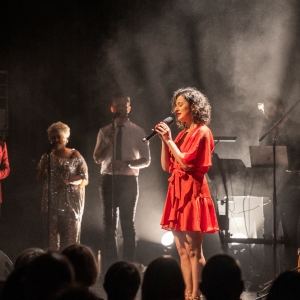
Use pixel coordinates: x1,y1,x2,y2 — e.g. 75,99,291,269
218,196,264,238
0,250,13,281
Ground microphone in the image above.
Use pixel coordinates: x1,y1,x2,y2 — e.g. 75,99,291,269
46,142,55,154
112,112,122,120
143,116,174,142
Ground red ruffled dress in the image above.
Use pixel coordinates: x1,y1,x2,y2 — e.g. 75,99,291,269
160,124,219,233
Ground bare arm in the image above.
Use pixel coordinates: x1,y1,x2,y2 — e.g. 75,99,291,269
155,122,189,171
37,155,48,181
161,140,170,171
166,140,189,170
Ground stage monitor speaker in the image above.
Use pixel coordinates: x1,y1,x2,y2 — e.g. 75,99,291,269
0,250,13,281
217,196,265,239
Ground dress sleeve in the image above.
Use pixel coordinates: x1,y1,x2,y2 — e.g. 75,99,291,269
77,156,88,182
0,142,10,179
37,154,48,170
181,127,214,172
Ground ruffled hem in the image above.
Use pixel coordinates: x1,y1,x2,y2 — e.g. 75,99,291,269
160,196,219,233
161,225,219,233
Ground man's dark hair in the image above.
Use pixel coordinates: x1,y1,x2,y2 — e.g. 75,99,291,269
111,92,131,106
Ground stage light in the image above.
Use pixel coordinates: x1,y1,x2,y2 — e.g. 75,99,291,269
161,231,174,246
231,233,247,245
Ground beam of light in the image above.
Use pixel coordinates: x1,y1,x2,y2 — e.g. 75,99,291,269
161,231,174,246
231,233,247,245
258,103,265,114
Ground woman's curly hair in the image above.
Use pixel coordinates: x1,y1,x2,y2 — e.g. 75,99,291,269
171,87,211,129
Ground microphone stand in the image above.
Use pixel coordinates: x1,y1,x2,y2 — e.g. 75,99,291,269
213,152,230,253
259,98,300,278
110,111,122,261
111,118,115,230
46,143,54,250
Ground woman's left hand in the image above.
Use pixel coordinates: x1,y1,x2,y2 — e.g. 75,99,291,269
155,122,172,142
58,179,70,188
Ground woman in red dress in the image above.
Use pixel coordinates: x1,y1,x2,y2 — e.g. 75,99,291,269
155,87,219,300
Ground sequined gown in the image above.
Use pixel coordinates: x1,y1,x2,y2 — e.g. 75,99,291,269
38,150,88,251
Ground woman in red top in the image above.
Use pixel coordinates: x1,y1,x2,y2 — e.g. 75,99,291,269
0,140,10,212
155,87,219,300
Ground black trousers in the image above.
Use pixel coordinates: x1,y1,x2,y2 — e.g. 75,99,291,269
99,174,138,268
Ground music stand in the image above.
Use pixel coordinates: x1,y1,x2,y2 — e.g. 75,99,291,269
249,146,288,168
211,136,237,252
214,136,237,145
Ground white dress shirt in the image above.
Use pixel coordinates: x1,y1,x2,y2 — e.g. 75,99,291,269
93,119,150,176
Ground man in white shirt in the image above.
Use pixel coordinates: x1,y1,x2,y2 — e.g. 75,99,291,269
93,93,150,270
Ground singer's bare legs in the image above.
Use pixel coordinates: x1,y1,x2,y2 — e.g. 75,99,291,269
173,231,205,299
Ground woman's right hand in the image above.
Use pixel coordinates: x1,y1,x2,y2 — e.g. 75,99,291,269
37,156,49,180
41,155,49,173
155,122,172,143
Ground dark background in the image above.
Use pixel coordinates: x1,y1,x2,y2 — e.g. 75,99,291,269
1,0,300,286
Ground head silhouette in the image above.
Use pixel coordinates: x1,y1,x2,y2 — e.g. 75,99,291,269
200,254,244,300
266,270,300,300
142,256,185,300
62,243,99,289
14,247,46,270
24,252,75,300
103,261,140,300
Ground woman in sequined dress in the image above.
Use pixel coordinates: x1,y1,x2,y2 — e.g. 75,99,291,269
37,121,88,251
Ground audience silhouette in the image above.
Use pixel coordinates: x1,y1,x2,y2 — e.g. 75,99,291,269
142,256,185,300
23,252,75,300
1,247,46,300
1,265,29,300
8,244,297,300
103,261,141,300
52,283,101,300
199,254,244,300
14,247,46,270
266,270,300,300
61,244,100,291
